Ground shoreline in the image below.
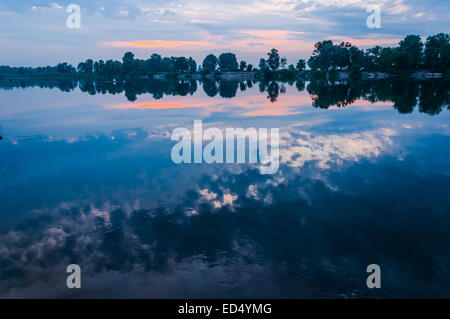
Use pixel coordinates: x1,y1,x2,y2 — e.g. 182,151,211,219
0,70,447,82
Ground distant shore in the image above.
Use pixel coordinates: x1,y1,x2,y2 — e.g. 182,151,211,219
1,70,447,82
1,33,448,82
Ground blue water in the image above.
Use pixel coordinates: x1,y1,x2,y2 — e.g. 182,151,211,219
0,79,449,298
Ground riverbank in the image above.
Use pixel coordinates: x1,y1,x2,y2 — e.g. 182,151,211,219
0,69,447,82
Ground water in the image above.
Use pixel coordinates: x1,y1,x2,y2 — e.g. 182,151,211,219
0,78,449,298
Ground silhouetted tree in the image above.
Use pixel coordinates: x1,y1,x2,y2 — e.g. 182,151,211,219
218,53,238,71
57,62,75,74
239,61,247,71
202,54,218,73
308,40,334,71
187,57,197,73
296,59,306,71
267,49,280,70
122,52,135,76
259,58,268,71
93,60,105,75
424,33,450,72
77,59,94,74
399,35,424,70
174,57,189,72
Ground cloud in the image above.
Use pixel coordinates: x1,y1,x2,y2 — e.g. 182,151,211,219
279,126,397,169
1,0,449,65
30,2,64,12
327,35,401,47
101,40,210,48
100,29,315,54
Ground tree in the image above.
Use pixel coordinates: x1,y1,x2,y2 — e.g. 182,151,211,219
174,57,189,72
122,52,135,76
77,59,93,74
259,58,268,71
85,59,94,74
308,41,334,71
187,57,197,73
377,47,396,73
267,48,280,70
94,60,105,75
104,60,122,79
365,46,383,71
239,61,247,71
348,46,365,73
296,59,306,71
399,35,423,69
424,33,450,72
246,64,253,72
162,57,175,72
335,42,351,70
134,59,146,75
146,54,163,73
202,54,218,73
57,62,75,73
307,56,319,71
393,49,409,72
218,53,238,71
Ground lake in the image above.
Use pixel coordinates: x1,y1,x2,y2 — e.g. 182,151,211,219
0,77,449,298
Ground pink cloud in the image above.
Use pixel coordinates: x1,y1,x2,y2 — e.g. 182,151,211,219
101,40,210,48
100,30,315,54
328,35,401,47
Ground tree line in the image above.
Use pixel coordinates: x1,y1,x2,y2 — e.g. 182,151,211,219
0,33,448,79
307,33,450,74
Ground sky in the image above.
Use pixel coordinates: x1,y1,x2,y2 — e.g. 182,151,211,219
0,0,449,67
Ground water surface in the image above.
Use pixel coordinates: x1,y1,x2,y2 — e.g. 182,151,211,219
0,78,449,298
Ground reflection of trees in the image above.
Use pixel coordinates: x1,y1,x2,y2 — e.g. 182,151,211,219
307,80,361,108
79,80,96,95
419,80,450,115
119,79,199,101
202,80,218,97
218,81,238,98
0,78,200,102
304,78,449,114
295,80,305,92
0,77,448,114
57,79,77,92
0,78,77,91
391,80,419,114
258,80,289,103
267,82,280,102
